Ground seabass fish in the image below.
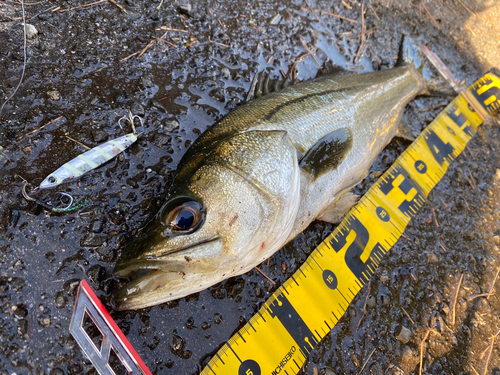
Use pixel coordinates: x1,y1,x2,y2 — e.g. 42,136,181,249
112,41,436,310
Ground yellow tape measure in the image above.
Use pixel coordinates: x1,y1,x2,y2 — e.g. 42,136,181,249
201,72,500,375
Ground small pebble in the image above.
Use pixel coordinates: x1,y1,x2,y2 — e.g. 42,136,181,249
25,24,38,39
221,67,230,79
394,324,411,343
55,292,67,309
47,90,60,101
495,168,500,180
401,346,416,363
42,316,51,327
366,295,376,308
164,120,180,132
131,102,145,116
425,252,439,263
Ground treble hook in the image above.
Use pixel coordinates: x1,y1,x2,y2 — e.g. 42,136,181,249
118,110,143,135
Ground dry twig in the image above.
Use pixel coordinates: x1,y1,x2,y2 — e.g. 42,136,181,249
341,0,352,10
464,24,477,37
304,0,333,36
255,266,276,285
464,169,475,190
16,1,41,4
299,37,321,67
208,35,229,48
432,208,439,228
419,329,437,375
156,26,189,33
357,281,371,331
368,47,381,64
463,197,471,212
451,273,464,325
471,365,480,375
438,241,448,252
421,1,440,29
0,0,27,117
481,329,500,375
16,116,63,141
467,292,495,301
369,4,380,20
486,11,500,42
467,167,477,189
322,11,357,23
402,306,415,325
440,198,449,208
137,40,155,59
358,347,377,375
65,136,90,150
59,0,106,13
108,0,127,14
487,266,500,299
400,233,411,241
354,4,366,64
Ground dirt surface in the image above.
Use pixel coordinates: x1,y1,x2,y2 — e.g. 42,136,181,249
1,0,500,374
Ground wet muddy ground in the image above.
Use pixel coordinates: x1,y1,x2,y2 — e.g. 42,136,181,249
1,0,500,374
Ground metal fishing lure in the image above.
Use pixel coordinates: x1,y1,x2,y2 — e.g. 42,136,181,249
39,111,141,189
39,133,138,189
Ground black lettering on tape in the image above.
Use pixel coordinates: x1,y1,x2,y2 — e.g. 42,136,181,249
415,160,427,174
423,128,455,166
239,359,261,375
267,295,318,355
329,216,385,282
379,165,425,217
445,103,474,137
471,77,500,113
376,206,390,222
271,346,296,375
322,269,338,289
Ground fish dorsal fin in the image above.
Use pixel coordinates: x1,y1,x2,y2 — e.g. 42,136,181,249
299,127,353,179
246,71,296,102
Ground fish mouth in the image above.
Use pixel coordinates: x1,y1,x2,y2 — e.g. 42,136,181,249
111,268,185,310
111,235,223,310
113,234,221,278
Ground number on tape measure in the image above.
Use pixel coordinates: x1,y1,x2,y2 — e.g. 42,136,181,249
201,72,500,375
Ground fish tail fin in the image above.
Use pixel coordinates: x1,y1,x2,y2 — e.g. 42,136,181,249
397,36,456,97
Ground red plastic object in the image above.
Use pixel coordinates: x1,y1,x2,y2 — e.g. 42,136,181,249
69,279,152,375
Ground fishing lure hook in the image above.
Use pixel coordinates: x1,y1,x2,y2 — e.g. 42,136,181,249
118,110,143,135
55,192,74,211
21,181,89,213
21,182,37,202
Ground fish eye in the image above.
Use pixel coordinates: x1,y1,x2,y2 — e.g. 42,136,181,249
48,176,56,183
164,201,204,233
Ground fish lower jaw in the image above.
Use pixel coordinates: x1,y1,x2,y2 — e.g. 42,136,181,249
111,266,237,310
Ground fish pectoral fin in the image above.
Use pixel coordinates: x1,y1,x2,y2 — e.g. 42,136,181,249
395,119,416,141
299,127,353,179
317,192,359,224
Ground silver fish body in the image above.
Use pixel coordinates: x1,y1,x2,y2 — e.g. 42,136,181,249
112,65,427,310
39,133,137,189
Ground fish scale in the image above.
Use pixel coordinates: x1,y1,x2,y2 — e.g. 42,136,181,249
199,72,500,375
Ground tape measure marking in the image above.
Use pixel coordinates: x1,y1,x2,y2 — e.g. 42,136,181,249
200,73,500,375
